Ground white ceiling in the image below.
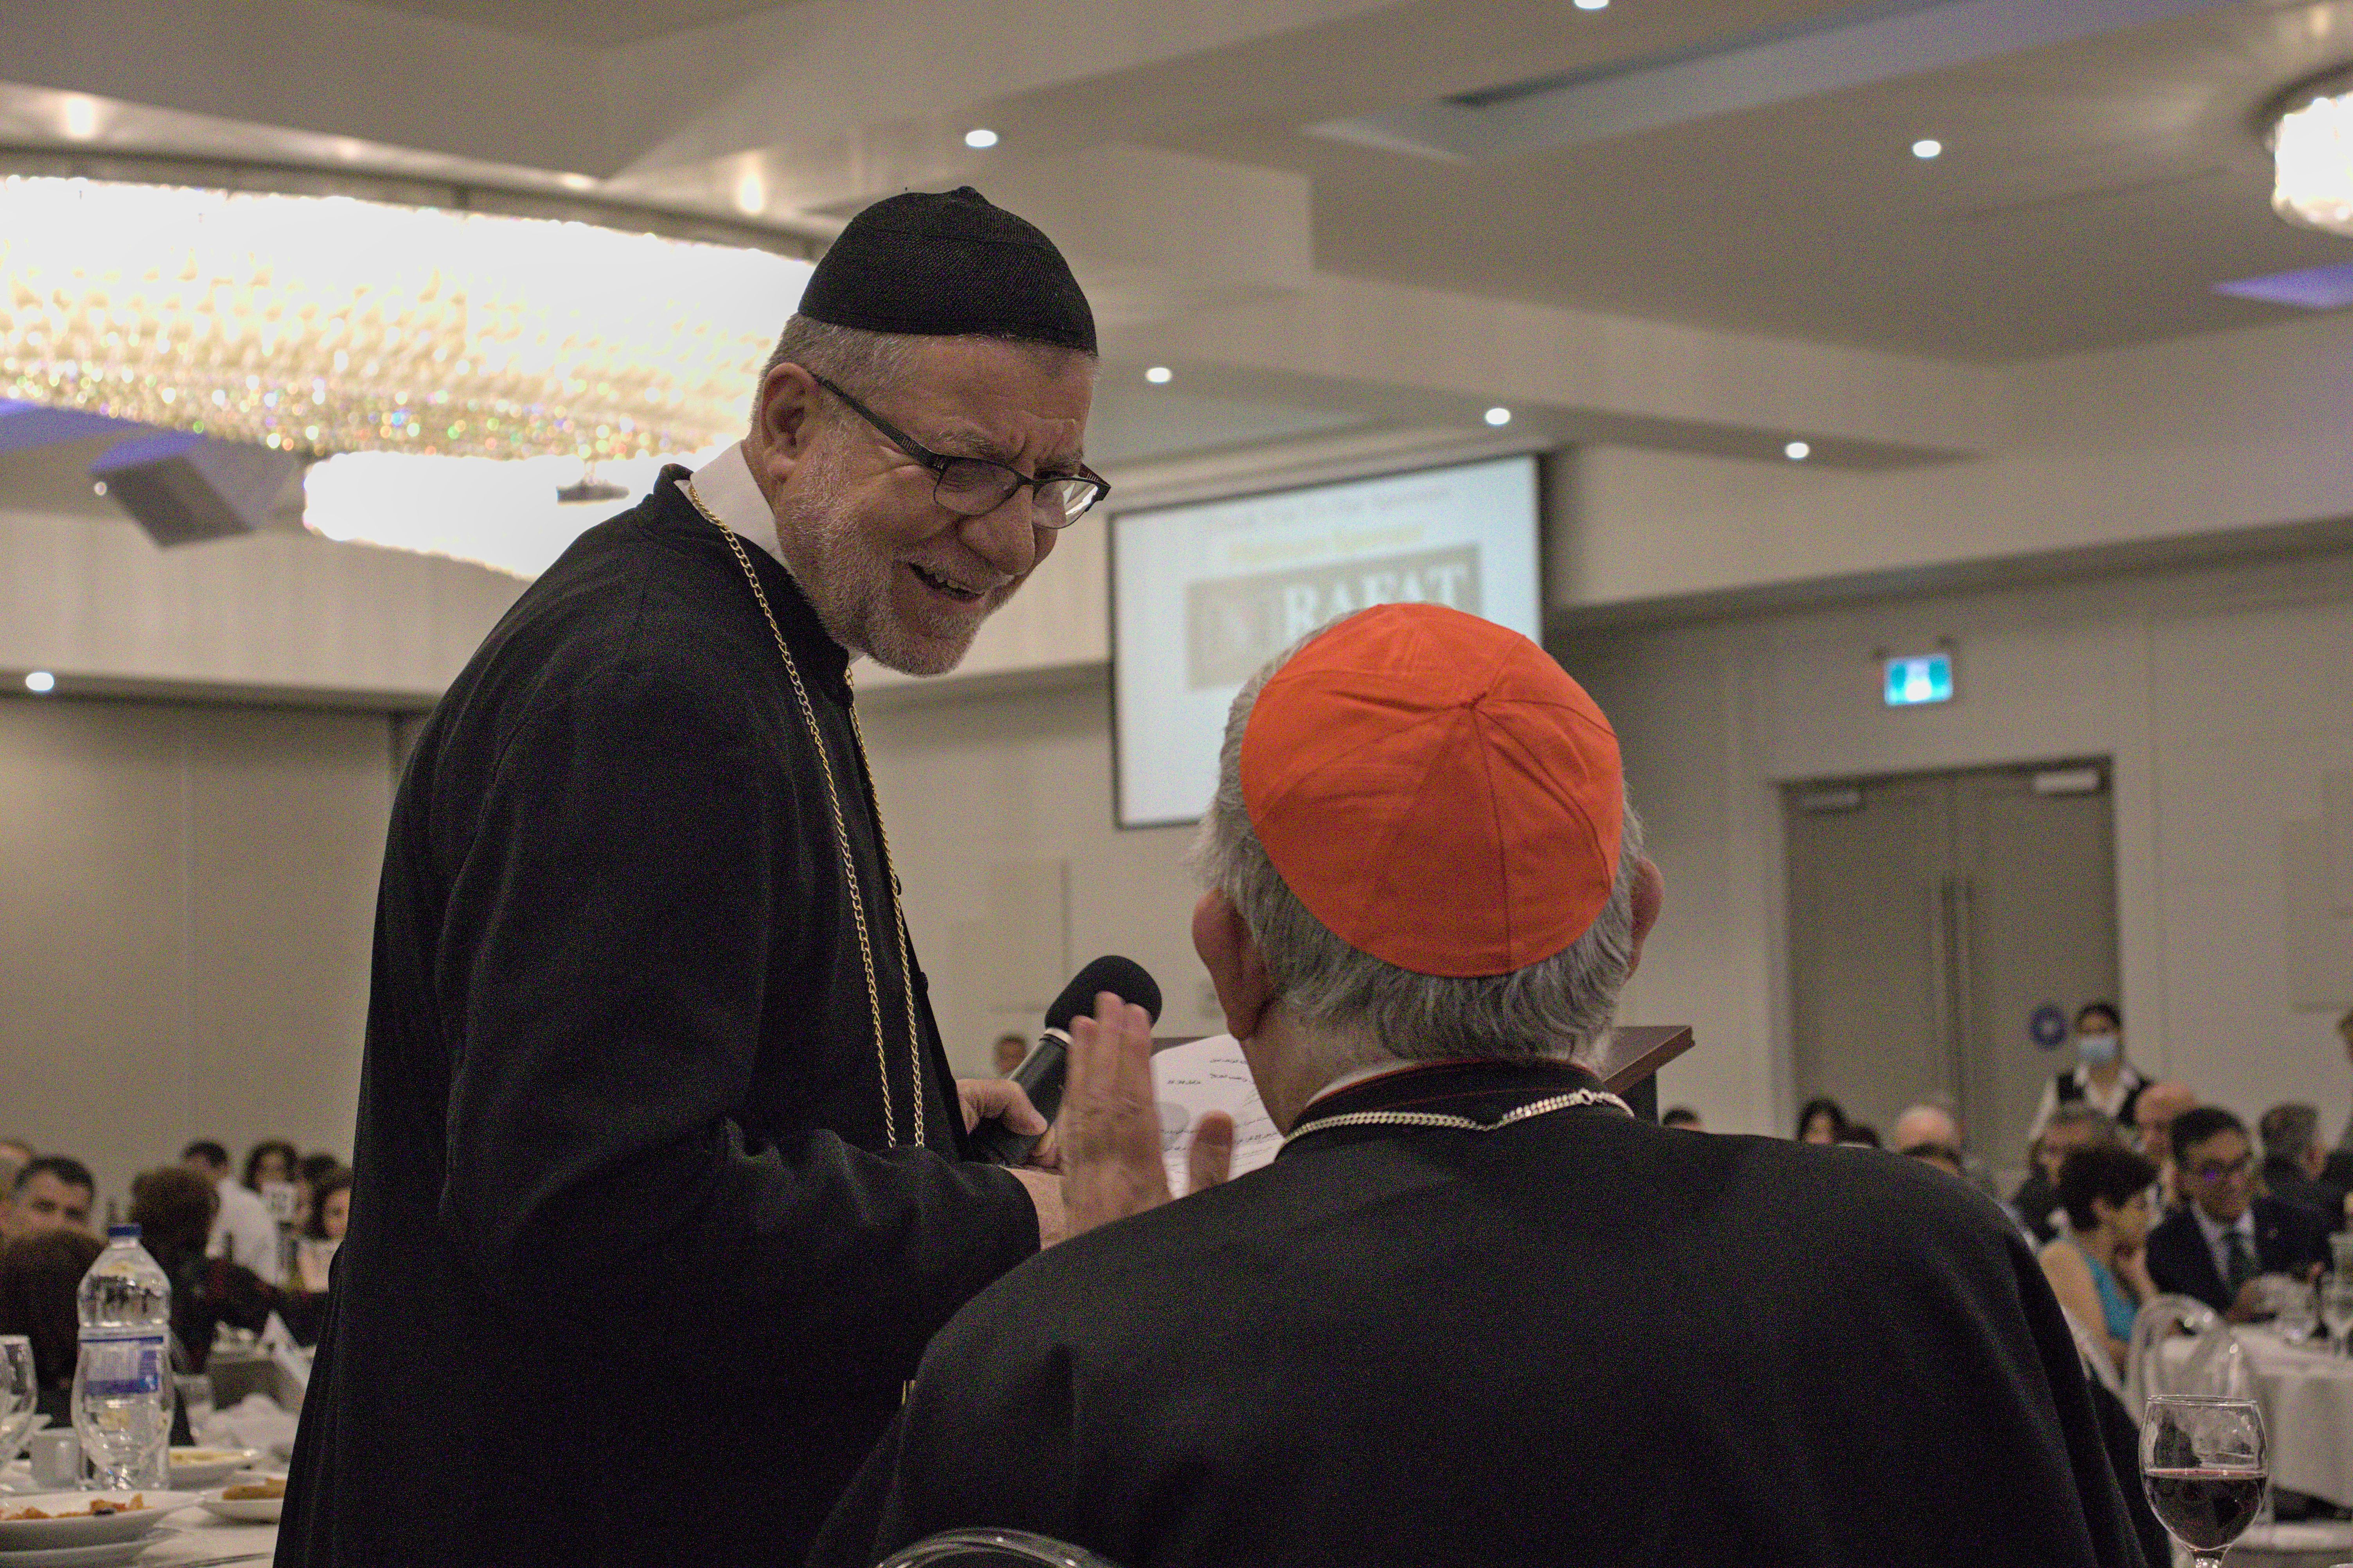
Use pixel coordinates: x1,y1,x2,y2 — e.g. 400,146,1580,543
3,0,2351,468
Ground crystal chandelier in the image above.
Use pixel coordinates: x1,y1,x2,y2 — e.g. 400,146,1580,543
2270,66,2353,239
0,176,811,461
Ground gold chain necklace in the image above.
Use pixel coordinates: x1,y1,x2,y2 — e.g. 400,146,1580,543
683,477,926,1150
1282,1088,1631,1149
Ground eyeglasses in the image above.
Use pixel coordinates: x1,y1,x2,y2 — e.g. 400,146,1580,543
808,371,1109,528
2190,1154,2253,1185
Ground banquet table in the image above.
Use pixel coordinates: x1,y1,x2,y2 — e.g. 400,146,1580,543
2173,1326,2353,1511
142,1513,276,1563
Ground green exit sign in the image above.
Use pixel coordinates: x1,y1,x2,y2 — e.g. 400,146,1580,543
1883,652,1953,707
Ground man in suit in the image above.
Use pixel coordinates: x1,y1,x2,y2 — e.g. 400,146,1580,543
2258,1103,2345,1233
2147,1105,2330,1318
813,603,2147,1568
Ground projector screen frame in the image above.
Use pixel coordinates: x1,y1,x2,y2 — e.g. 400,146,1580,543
1106,447,1551,832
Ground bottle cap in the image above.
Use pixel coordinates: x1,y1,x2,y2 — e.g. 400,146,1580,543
107,1224,140,1239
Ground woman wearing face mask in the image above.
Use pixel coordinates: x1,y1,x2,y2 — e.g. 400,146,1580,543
2028,1001,2144,1144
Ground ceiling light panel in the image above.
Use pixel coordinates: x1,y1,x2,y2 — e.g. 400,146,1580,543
0,176,812,462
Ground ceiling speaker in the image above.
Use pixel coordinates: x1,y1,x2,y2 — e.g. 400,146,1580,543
92,432,305,547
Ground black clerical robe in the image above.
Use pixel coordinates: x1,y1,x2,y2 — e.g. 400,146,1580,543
278,470,1038,1568
814,1061,2146,1568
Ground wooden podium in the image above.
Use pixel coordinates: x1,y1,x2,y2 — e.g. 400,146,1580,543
1594,1024,1697,1122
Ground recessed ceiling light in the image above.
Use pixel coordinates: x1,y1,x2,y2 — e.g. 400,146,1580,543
1573,0,1608,9
1911,138,1943,160
1145,365,1174,384
1785,440,1811,461
25,671,56,694
91,480,107,497
965,128,999,150
1484,406,1512,427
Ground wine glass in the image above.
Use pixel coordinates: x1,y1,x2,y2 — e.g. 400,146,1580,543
0,1336,38,1464
2322,1278,2353,1357
2270,1276,2319,1344
2142,1395,2267,1567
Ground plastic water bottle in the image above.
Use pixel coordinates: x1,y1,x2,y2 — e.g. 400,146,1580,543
72,1225,174,1489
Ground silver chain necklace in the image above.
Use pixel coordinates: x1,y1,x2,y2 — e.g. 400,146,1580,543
681,476,926,1150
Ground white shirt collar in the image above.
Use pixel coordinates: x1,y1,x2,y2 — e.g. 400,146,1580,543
1302,1058,1421,1112
2194,1202,2257,1278
686,443,786,571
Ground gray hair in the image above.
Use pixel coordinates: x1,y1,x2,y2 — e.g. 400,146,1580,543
2045,1104,2119,1142
2260,1102,2319,1163
755,313,1098,420
755,315,923,417
1189,634,1644,1079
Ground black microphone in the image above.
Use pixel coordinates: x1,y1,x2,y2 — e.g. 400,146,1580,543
972,955,1162,1166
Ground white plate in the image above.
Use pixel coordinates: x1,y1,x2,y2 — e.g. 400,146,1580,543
0,1538,154,1568
165,1450,258,1491
196,1473,284,1524
0,1492,199,1550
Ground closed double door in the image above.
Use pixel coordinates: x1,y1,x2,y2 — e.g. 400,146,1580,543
1784,762,2118,1178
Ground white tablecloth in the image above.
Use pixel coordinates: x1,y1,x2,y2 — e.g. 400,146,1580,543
2196,1328,2353,1511
144,1513,277,1563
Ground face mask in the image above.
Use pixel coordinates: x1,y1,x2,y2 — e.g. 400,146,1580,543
2078,1032,2120,1065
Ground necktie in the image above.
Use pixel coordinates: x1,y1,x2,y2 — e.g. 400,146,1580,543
2224,1227,2256,1292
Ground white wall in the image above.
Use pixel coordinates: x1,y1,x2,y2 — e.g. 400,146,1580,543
0,505,523,707
0,696,388,1213
1560,543,2353,1142
857,674,1225,1077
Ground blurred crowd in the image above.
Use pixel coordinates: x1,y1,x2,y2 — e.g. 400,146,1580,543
0,1134,353,1422
1668,1001,2353,1378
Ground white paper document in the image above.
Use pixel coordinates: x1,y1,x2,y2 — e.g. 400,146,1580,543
1151,1033,1281,1193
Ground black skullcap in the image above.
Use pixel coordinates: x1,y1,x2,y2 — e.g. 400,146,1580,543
799,186,1095,355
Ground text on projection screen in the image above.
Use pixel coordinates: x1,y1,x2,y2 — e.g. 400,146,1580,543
1112,454,1541,828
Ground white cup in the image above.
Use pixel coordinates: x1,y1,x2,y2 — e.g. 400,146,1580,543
27,1427,81,1489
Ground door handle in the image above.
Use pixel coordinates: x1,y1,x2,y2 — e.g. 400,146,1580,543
1950,875,1978,1129
1928,879,1953,1099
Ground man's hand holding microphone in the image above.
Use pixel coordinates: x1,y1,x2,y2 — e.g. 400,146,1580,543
959,956,1234,1247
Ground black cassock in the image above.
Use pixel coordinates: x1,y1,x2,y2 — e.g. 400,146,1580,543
814,1061,2148,1568
278,470,1037,1568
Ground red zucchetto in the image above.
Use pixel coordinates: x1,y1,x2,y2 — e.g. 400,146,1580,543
1238,603,1623,978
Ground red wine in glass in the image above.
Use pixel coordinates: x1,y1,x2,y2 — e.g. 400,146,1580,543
2144,1467,2267,1551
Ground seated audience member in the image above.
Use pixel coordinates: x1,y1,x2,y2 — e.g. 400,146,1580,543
1794,1095,1846,1144
1,1155,95,1242
128,1166,285,1372
1661,1105,1705,1131
2134,1080,2197,1206
295,1167,352,1293
2039,1144,2160,1373
2257,1103,2344,1232
293,1150,342,1234
1893,1102,1958,1158
244,1138,300,1219
1837,1121,1882,1148
1896,1098,2005,1203
2146,1106,2330,1319
991,1032,1029,1077
0,1226,105,1424
813,604,2144,1568
2014,1109,2121,1247
1905,1141,1965,1178
181,1138,283,1283
0,1137,31,1196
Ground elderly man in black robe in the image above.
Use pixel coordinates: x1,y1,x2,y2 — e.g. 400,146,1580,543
814,602,2148,1568
279,189,1172,1568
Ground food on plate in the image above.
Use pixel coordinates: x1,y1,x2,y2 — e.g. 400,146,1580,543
2,1494,147,1520
222,1478,286,1501
172,1447,240,1462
